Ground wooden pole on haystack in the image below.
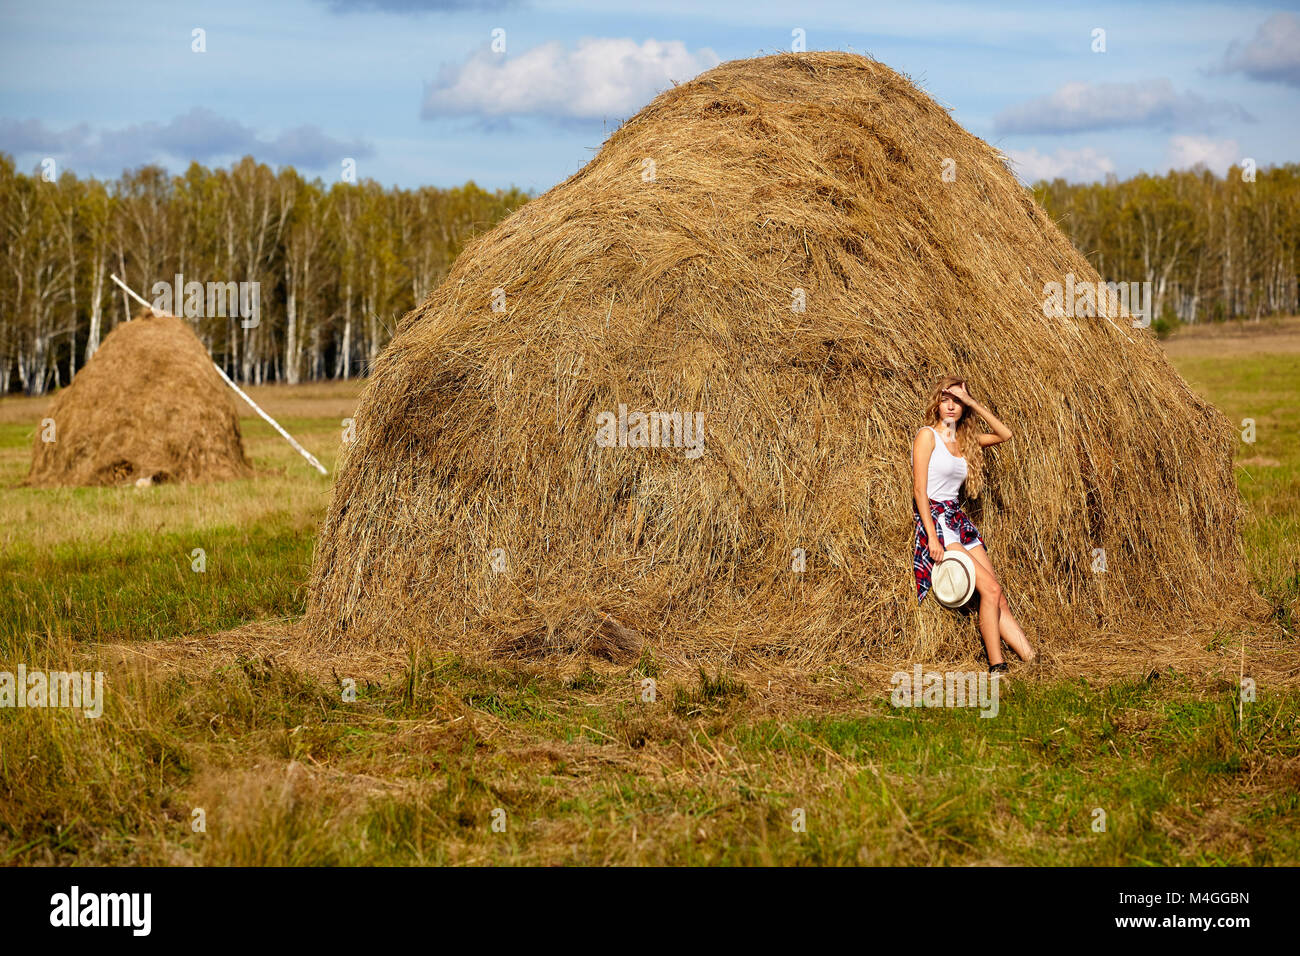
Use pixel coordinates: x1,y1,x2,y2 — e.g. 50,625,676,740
109,274,328,476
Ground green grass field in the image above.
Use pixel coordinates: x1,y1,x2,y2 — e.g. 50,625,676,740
1,325,1297,866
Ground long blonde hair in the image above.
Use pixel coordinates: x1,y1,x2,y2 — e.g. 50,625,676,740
924,375,985,499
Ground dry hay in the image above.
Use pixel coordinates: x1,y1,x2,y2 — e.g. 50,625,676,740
26,309,252,487
303,53,1259,670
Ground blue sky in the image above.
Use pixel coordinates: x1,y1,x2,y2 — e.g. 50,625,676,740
2,0,1298,192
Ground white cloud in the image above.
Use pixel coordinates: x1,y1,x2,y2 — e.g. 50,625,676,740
0,109,371,175
1165,135,1241,175
994,79,1252,134
421,38,721,121
1005,146,1116,184
1213,12,1300,86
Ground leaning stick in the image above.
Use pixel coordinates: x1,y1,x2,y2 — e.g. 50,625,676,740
109,273,328,476
208,362,328,476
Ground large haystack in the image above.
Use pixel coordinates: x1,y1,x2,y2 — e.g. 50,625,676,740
304,53,1252,668
27,310,252,487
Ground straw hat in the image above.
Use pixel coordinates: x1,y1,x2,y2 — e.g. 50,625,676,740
932,550,977,607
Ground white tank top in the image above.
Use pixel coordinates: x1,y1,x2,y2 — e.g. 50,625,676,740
925,425,967,500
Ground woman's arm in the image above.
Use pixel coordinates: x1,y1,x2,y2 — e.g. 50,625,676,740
912,428,944,561
949,382,1011,448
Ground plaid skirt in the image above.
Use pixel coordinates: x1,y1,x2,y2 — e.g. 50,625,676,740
913,498,984,604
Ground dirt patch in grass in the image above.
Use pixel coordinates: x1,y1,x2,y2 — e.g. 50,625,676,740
1162,315,1300,361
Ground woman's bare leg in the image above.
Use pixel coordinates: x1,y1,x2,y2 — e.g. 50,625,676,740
945,543,1004,666
966,544,1036,662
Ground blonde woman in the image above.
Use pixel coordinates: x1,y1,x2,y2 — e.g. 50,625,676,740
911,376,1037,673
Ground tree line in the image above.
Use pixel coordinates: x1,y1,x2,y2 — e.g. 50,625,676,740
0,154,528,395
1033,163,1299,327
1,155,1296,395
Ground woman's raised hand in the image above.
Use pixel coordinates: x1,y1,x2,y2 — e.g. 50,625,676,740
946,382,972,405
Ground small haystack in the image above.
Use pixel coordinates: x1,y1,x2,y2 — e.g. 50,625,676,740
304,53,1253,668
27,310,252,487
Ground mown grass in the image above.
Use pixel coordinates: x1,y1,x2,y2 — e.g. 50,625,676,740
2,650,1296,865
1170,345,1300,629
0,405,337,642
0,349,1296,866
0,511,314,643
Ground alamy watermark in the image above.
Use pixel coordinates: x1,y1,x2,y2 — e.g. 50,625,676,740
1,666,104,718
149,273,260,328
890,665,1000,718
595,404,705,459
1043,272,1151,328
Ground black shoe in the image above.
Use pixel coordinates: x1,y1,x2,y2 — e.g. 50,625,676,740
988,662,1009,675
